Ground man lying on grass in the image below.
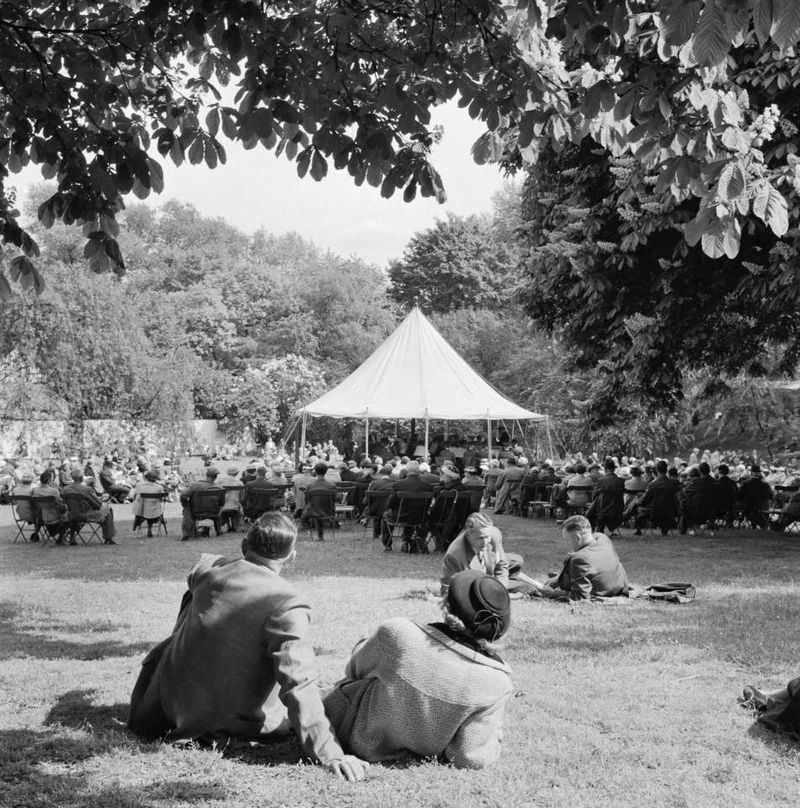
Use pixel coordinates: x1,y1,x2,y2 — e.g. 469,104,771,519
127,512,369,782
324,569,513,769
532,514,630,601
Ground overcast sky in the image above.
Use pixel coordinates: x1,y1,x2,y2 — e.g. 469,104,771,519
15,102,509,269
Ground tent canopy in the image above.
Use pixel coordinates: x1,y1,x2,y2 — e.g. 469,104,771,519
299,307,546,421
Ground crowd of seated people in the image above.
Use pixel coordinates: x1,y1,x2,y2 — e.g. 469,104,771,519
463,447,800,535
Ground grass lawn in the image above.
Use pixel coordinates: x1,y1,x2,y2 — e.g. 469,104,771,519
1,504,799,808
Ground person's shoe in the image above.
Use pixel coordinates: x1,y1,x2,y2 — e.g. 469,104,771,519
181,536,190,541
146,531,154,538
383,546,392,552
633,529,642,536
30,534,39,543
104,538,117,545
69,538,78,546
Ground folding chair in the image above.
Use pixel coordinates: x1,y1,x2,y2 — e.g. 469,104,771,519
61,492,104,544
32,496,69,544
10,494,38,543
384,491,435,553
304,490,337,540
519,482,538,517
189,488,225,537
219,485,244,533
428,490,457,552
243,486,278,521
334,482,357,523
361,489,390,539
135,491,169,538
564,485,594,516
528,483,554,519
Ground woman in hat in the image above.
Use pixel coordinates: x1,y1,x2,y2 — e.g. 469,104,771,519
323,569,512,769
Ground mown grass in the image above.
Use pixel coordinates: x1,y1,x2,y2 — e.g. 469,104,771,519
1,505,799,808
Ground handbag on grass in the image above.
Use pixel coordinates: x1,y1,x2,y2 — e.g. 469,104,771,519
645,582,696,603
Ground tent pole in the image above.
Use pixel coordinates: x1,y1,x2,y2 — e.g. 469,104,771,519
365,412,370,462
487,414,492,463
424,412,429,463
300,411,307,459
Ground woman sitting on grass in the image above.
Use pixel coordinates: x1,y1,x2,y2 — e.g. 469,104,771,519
323,569,512,769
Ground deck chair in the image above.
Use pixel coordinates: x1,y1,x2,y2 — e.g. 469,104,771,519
134,491,169,538
61,492,105,544
189,487,225,537
10,494,38,543
303,490,337,540
384,490,435,553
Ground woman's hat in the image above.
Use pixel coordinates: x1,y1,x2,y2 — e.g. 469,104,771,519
447,570,511,642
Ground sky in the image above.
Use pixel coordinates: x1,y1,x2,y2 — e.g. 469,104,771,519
15,102,510,269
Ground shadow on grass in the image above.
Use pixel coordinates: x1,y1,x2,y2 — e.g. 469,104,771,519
746,719,800,757
0,604,152,661
0,730,230,807
44,689,130,733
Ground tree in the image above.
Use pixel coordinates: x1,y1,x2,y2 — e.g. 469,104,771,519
3,1,800,299
388,213,518,313
219,355,326,444
520,26,800,420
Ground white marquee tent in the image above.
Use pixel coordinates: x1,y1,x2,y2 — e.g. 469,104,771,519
296,307,548,458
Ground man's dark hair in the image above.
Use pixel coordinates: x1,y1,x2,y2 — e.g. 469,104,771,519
256,466,267,478
699,461,711,476
313,461,328,476
668,467,679,478
604,459,616,472
656,460,668,474
575,463,587,474
246,512,297,559
718,463,730,475
40,469,55,485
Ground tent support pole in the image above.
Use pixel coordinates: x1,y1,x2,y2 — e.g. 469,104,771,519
487,415,492,462
424,412,429,463
300,411,307,459
365,413,369,462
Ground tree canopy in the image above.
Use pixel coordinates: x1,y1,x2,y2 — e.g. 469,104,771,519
3,1,800,295
519,20,800,419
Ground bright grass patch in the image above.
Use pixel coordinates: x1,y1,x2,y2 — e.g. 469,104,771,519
1,504,799,807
